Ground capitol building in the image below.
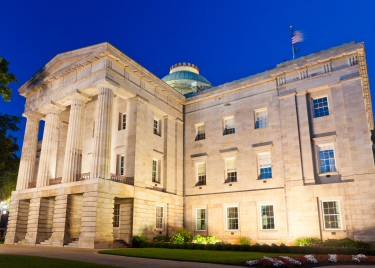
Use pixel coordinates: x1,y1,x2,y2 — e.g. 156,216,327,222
4,41,375,248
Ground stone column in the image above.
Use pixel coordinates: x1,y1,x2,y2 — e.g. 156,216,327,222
296,92,315,185
91,83,115,180
278,93,304,184
175,119,184,196
163,116,176,193
16,111,43,190
50,195,68,247
62,93,90,183
36,104,65,187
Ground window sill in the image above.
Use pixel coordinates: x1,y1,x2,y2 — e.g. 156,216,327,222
223,133,236,136
318,172,339,176
254,126,270,131
226,230,239,232
224,181,238,184
113,227,120,229
154,133,161,137
258,178,273,181
194,184,207,188
260,229,277,232
195,139,206,142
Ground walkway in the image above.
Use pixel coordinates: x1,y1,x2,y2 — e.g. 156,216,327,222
0,244,236,268
0,244,374,268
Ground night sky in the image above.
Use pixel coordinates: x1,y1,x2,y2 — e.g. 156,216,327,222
2,0,375,155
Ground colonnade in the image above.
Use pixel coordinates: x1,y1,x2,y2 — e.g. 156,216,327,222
16,82,116,191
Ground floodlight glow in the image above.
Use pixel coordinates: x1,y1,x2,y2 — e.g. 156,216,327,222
2,211,6,214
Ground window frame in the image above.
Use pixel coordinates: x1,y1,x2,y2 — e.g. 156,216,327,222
317,143,337,174
257,152,272,179
312,96,330,118
122,113,127,130
223,116,235,136
196,208,207,231
119,155,125,176
260,204,276,231
156,205,164,230
322,200,342,230
225,158,237,183
152,159,159,183
113,203,120,228
196,162,207,186
254,108,268,129
195,122,206,141
226,206,239,231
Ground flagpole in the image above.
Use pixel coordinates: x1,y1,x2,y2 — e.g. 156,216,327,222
290,26,295,59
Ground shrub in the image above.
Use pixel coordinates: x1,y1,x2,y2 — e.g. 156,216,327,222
238,236,251,245
240,244,251,251
132,236,148,248
170,233,185,244
175,227,193,243
152,235,170,243
294,237,322,247
0,237,4,242
323,237,371,249
192,235,207,244
206,236,221,244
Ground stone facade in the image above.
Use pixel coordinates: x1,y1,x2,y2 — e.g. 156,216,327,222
5,41,375,248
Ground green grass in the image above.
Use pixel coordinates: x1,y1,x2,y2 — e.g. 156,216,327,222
0,255,121,268
99,248,294,265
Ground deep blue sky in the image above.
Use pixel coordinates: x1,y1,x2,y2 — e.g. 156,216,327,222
2,0,375,155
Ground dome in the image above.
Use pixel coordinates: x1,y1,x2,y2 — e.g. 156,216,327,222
162,71,212,85
161,64,212,95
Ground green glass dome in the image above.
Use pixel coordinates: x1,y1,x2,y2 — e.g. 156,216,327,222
162,71,212,85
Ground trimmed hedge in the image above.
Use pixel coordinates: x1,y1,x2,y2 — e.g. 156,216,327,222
140,242,375,256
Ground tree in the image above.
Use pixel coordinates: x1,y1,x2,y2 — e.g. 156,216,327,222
0,57,19,102
0,114,21,201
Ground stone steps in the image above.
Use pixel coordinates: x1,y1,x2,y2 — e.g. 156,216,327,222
64,239,79,248
113,240,130,248
36,238,53,246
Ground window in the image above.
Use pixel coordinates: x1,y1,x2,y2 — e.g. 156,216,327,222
113,204,120,227
322,201,341,230
313,97,329,118
156,206,164,230
319,145,336,174
261,205,275,230
349,56,358,66
121,114,126,130
195,124,205,141
227,207,239,231
197,209,207,231
119,156,124,176
255,110,268,129
226,159,237,182
224,117,235,135
259,153,272,179
323,63,332,73
154,119,160,136
197,163,206,186
152,160,159,183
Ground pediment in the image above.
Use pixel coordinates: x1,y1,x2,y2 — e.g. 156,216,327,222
19,42,109,94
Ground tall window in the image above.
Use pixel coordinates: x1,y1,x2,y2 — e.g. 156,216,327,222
122,114,126,130
195,124,205,141
113,204,120,227
226,159,237,182
227,207,239,231
349,56,358,66
255,110,268,129
261,205,275,230
224,117,235,135
197,163,206,186
154,119,160,135
322,201,341,230
119,156,124,176
152,160,159,183
319,145,336,174
156,206,164,230
313,97,329,118
258,153,272,179
197,209,207,231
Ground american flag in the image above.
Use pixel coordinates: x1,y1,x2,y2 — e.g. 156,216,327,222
291,30,303,45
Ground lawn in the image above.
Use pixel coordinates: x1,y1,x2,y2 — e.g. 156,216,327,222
0,255,120,268
99,248,294,265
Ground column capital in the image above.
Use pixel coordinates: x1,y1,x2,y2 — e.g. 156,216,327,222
70,91,91,103
41,101,66,115
22,110,44,120
95,81,118,92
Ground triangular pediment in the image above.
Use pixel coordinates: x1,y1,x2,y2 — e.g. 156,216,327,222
19,42,109,93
